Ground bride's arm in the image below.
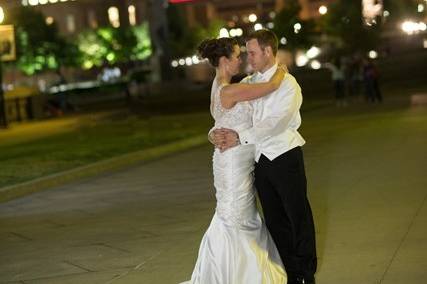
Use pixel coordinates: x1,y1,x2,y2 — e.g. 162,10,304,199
220,66,286,109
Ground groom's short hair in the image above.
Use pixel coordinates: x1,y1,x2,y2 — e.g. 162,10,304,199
246,29,278,56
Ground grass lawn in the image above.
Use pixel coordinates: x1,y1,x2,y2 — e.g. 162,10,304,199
0,112,214,188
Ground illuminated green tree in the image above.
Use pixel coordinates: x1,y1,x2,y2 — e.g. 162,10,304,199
132,22,152,60
78,23,152,69
6,6,79,75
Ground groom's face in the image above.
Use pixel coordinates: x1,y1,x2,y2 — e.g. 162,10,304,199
246,39,269,72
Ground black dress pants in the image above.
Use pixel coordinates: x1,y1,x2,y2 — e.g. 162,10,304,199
255,146,317,280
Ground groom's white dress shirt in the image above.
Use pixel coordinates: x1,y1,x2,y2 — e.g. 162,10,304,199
238,63,305,162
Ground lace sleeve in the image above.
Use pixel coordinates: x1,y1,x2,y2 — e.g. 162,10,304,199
210,79,226,120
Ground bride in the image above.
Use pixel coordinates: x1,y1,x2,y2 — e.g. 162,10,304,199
181,37,287,284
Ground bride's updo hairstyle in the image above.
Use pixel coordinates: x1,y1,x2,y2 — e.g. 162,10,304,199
198,38,238,67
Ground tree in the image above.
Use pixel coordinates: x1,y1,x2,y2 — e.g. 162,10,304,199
273,2,317,51
132,22,152,61
78,24,152,69
6,6,78,76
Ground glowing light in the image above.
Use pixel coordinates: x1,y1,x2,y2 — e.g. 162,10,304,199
418,4,424,13
254,23,263,31
229,29,238,37
280,37,287,45
362,0,383,25
0,7,4,23
267,22,274,29
383,10,390,17
294,23,302,34
185,57,193,66
23,0,69,5
401,20,426,34
269,11,276,19
178,58,185,66
319,5,328,15
296,54,309,67
219,28,229,38
306,46,321,59
192,55,199,64
229,28,243,37
108,6,120,28
128,5,136,26
311,60,321,70
368,50,378,59
46,16,54,25
249,14,257,23
171,60,179,67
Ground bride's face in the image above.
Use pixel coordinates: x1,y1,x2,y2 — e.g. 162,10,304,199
225,45,242,76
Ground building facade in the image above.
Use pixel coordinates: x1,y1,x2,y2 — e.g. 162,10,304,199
2,0,336,38
2,0,149,36
174,0,335,29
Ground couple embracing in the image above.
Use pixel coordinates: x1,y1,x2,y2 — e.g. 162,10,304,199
181,29,317,284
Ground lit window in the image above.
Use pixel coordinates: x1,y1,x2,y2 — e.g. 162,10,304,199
108,6,120,28
66,14,76,33
128,5,136,26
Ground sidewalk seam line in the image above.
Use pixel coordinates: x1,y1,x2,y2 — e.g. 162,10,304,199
378,191,427,283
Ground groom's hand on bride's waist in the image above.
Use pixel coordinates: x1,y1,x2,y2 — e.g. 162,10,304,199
210,128,240,152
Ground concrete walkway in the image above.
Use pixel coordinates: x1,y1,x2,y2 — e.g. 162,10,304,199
1,101,426,284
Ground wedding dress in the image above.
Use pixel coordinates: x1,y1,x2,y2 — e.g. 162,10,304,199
181,77,287,284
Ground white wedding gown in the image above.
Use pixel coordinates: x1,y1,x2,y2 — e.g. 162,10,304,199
180,77,287,284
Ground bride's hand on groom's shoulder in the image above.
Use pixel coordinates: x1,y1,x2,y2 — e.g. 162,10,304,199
270,64,288,89
278,64,288,74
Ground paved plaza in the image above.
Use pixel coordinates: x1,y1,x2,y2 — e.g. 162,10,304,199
1,101,426,284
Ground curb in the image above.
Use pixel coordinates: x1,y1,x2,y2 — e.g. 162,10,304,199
0,135,208,203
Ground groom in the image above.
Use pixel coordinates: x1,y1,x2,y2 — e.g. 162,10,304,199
210,30,317,284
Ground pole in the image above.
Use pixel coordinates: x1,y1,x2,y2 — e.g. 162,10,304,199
0,57,8,128
149,0,172,81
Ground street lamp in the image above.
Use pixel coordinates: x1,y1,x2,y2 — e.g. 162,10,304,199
0,5,8,127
